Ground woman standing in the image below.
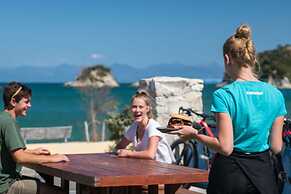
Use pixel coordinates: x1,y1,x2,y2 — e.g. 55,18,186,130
174,24,287,194
115,91,175,164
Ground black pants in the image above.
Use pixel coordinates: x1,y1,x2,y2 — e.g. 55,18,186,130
207,150,279,194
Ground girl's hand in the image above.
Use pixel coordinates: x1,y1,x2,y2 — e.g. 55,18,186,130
116,149,132,157
170,125,198,138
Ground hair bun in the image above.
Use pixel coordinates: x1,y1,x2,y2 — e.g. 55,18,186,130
235,24,251,39
136,89,150,97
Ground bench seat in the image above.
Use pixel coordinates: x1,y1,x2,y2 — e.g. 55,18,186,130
20,126,72,143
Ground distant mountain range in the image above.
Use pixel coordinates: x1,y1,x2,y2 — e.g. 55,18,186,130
0,63,224,83
0,64,81,83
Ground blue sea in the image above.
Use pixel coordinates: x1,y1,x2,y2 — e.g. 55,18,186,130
0,82,290,142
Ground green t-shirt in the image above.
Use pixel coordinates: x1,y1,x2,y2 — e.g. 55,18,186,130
211,81,287,153
0,111,26,193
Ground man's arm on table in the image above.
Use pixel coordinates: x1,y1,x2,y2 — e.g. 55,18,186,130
11,148,69,164
24,147,51,155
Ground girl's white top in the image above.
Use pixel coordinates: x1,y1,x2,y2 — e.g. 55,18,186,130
124,118,176,164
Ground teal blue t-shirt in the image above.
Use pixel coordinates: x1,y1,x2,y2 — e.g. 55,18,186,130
211,81,287,153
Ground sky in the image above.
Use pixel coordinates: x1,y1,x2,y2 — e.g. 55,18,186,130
0,0,291,69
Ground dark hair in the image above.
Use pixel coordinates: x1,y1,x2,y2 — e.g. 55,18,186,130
131,90,153,118
3,81,32,109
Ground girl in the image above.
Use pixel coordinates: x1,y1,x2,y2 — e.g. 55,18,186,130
173,24,287,194
115,91,175,164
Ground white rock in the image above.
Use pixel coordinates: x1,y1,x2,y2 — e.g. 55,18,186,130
138,76,204,144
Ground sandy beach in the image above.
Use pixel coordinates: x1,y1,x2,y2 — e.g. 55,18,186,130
26,141,116,154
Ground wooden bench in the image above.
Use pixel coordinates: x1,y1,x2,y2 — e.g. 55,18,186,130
20,126,72,143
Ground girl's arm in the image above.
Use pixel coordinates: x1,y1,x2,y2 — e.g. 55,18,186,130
175,112,234,156
117,136,160,160
196,112,233,155
115,137,131,150
270,116,284,154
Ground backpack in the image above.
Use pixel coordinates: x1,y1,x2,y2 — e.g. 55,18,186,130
270,152,286,194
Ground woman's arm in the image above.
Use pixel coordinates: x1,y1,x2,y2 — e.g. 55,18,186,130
117,136,160,160
270,116,284,154
198,112,233,155
115,137,131,150
116,123,136,150
175,112,234,156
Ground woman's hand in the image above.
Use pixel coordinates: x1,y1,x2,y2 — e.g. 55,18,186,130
170,125,198,138
116,149,132,157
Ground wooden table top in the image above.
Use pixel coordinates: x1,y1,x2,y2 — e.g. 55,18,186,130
24,153,208,187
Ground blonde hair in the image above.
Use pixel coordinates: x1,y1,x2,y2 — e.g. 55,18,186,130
131,90,153,118
223,24,260,76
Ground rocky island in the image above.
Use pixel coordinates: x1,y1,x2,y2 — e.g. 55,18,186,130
65,65,119,88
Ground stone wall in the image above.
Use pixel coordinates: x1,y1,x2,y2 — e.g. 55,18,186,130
138,76,204,142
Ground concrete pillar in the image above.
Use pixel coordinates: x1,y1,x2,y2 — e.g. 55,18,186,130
138,76,204,143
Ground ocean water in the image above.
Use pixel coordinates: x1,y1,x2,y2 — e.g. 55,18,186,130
0,83,136,141
0,82,290,141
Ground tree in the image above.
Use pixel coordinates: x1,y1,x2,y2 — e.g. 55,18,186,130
80,86,116,141
72,64,119,141
106,107,132,141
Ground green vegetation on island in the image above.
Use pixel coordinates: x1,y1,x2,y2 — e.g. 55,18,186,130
77,65,111,82
258,44,291,87
64,64,118,88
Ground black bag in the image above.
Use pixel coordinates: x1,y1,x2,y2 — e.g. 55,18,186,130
270,152,287,194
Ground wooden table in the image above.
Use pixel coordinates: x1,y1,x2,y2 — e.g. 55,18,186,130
24,153,208,194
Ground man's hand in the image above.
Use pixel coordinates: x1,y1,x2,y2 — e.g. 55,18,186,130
12,149,69,164
50,154,70,162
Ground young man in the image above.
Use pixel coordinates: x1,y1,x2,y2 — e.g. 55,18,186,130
0,82,69,194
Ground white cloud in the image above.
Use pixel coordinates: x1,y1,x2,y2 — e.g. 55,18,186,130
90,53,105,60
